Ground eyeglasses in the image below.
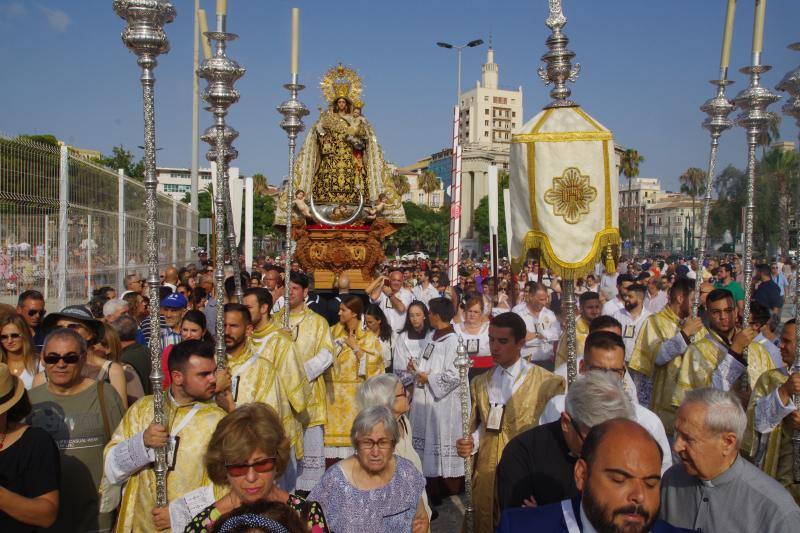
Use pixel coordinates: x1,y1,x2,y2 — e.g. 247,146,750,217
0,333,21,341
224,457,277,477
60,323,87,332
586,365,626,380
357,438,394,451
26,309,45,317
568,416,587,442
43,352,82,365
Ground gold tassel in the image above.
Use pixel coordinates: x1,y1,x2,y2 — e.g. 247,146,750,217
604,245,615,274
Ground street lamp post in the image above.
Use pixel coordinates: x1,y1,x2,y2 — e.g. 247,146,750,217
436,39,484,106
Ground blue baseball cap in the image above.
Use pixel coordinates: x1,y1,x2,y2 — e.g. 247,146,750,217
160,293,188,308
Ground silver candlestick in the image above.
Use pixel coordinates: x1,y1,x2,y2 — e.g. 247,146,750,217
454,336,474,532
775,41,800,483
733,58,780,336
201,121,243,304
538,0,580,384
277,74,309,328
197,13,245,367
692,74,735,318
112,0,175,508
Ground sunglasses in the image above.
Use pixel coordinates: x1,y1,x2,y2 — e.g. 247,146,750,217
224,457,277,477
0,333,21,341
27,309,45,317
60,323,88,332
43,352,82,365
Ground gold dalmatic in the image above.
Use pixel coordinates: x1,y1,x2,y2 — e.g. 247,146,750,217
235,332,308,458
272,305,334,428
554,315,589,369
468,365,565,533
745,369,800,504
324,324,383,447
103,396,227,533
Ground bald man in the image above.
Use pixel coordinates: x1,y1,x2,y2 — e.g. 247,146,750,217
499,418,689,532
162,266,179,292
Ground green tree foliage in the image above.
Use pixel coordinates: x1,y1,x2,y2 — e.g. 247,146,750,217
391,173,410,196
389,202,449,257
18,134,59,148
473,171,509,256
95,145,144,180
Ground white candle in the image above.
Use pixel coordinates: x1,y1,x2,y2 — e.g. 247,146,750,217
217,0,227,17
752,0,766,54
198,9,211,60
291,8,300,75
720,0,736,70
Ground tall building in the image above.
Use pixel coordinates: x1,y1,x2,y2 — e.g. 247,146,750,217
156,166,215,201
619,177,661,254
456,47,524,256
645,194,708,256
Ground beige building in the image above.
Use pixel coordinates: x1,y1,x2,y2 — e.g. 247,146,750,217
644,194,707,255
619,177,662,253
390,167,445,209
155,166,215,201
457,47,524,255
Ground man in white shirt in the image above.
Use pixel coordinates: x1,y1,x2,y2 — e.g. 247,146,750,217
540,331,672,474
512,282,561,369
412,268,440,307
612,283,652,362
367,268,413,333
599,267,619,301
601,274,633,316
644,275,668,314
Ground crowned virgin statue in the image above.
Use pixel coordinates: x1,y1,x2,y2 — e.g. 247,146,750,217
276,64,406,226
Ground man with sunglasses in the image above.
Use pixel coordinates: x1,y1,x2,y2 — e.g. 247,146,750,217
16,289,45,352
102,339,226,532
495,372,634,513
28,327,125,532
671,289,775,410
539,331,672,474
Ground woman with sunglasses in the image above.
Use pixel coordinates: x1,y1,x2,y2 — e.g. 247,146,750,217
0,314,40,389
185,403,328,532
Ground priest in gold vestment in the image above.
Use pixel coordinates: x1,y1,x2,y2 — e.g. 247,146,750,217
273,271,335,490
628,278,704,435
457,312,565,533
553,291,601,369
746,319,800,503
671,289,774,411
218,303,308,471
102,340,226,533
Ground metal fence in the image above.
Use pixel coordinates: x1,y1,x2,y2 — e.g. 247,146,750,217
0,134,198,308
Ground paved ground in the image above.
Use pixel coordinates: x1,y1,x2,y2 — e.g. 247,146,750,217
431,494,466,532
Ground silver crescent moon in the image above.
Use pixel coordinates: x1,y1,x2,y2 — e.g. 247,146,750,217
309,191,365,226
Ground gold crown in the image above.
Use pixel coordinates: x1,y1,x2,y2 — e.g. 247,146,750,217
320,63,363,104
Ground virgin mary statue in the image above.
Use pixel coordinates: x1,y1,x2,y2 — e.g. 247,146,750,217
276,64,406,226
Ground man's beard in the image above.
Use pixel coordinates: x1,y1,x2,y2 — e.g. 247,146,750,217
582,477,655,533
624,301,638,312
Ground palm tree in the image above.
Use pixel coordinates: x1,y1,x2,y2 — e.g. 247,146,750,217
759,147,799,255
619,148,645,247
417,169,441,205
757,115,782,158
251,173,271,196
679,167,707,254
391,173,410,197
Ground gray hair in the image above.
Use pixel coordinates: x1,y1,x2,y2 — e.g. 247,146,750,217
565,371,635,431
110,314,139,342
43,327,88,356
357,374,401,410
682,388,746,443
103,298,129,318
350,405,399,449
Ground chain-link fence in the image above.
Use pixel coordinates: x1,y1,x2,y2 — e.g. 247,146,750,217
0,134,198,308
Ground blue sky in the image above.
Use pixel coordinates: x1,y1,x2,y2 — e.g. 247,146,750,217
1,0,799,193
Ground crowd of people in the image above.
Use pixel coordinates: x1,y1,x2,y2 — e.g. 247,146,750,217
1,251,800,532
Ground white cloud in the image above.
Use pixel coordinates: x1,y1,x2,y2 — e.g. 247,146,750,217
37,4,70,32
0,2,27,24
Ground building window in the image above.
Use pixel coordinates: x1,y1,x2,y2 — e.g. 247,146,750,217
485,109,489,115
511,123,515,128
485,131,489,137
418,192,425,204
485,120,489,126
484,96,489,101
431,194,440,207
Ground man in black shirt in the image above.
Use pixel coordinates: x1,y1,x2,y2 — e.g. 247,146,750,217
495,371,635,510
753,263,782,318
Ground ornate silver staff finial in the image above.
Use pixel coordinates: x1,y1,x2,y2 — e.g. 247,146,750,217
112,0,175,508
277,73,309,328
775,41,800,483
691,78,736,318
197,15,245,367
733,60,780,338
538,0,580,108
453,336,474,531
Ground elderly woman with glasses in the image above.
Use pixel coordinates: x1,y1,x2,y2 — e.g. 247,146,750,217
184,402,328,533
308,405,427,533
